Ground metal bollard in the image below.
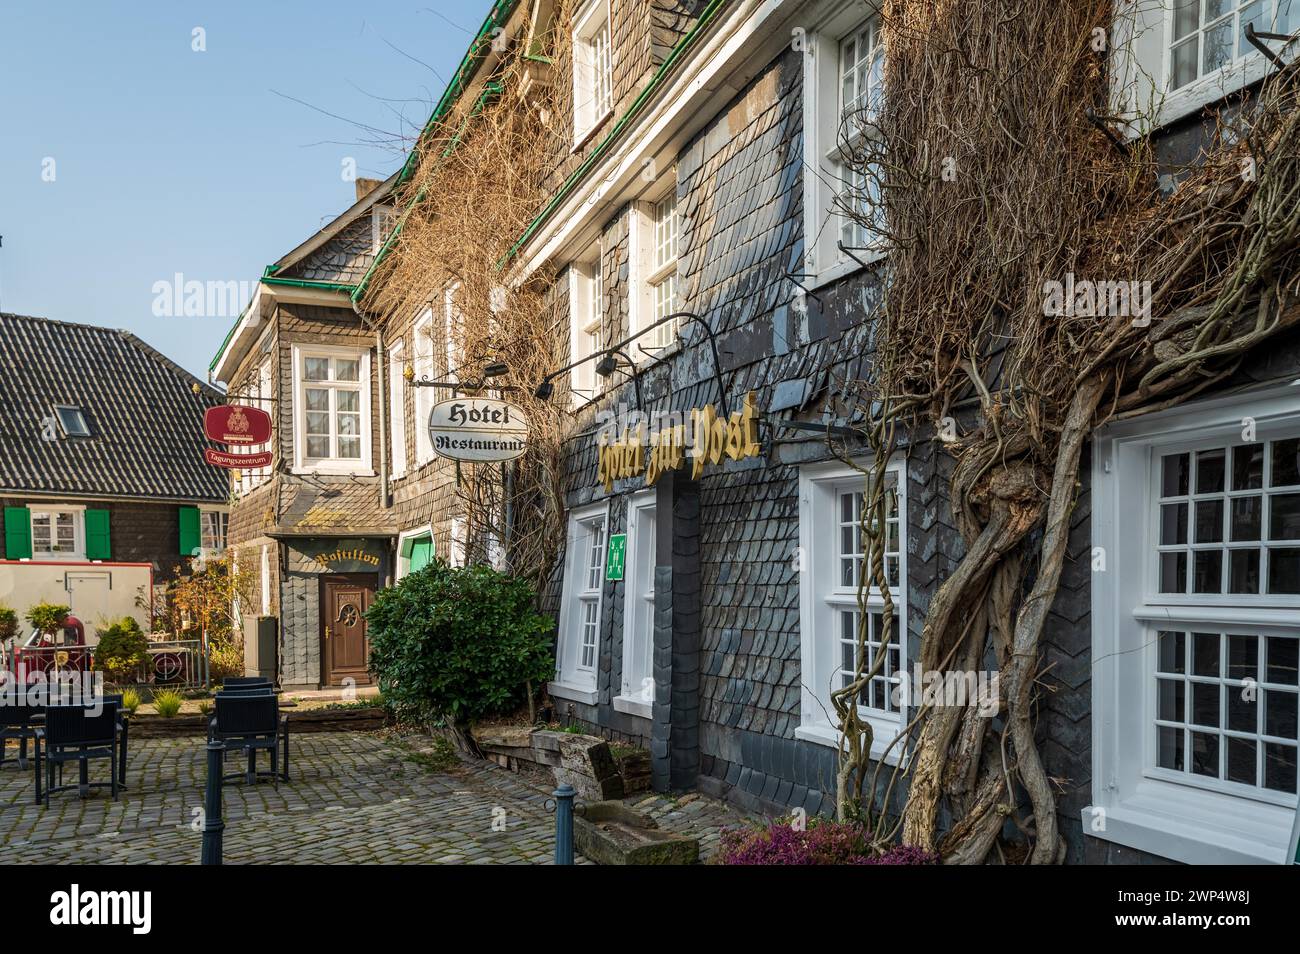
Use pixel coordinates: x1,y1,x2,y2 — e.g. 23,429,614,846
201,740,225,865
554,784,575,865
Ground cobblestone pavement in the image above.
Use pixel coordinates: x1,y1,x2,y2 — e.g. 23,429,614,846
0,732,747,864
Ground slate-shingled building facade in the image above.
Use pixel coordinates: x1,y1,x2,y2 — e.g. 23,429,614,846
411,0,1298,865
224,0,1299,863
0,312,228,634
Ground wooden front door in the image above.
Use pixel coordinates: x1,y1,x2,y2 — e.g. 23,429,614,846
321,575,375,686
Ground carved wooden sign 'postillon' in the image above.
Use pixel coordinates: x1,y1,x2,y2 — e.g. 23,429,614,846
596,391,762,491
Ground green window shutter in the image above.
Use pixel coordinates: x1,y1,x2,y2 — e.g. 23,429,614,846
409,536,432,573
179,506,201,557
84,509,111,560
4,507,32,560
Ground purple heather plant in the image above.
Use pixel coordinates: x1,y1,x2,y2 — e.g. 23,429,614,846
719,817,938,866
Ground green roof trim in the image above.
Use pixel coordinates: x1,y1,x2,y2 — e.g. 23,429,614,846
349,0,520,306
211,0,520,372
500,0,730,267
259,276,356,294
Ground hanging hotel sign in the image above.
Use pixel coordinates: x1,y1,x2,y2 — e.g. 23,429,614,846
596,391,762,491
204,405,272,445
428,398,529,463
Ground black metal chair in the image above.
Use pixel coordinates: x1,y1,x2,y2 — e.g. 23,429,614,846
0,702,44,771
221,677,273,691
34,702,121,806
210,693,288,785
99,694,130,789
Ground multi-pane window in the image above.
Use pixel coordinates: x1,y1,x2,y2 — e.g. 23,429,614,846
570,252,604,400
620,496,657,709
295,348,368,471
803,8,888,284
200,509,227,552
649,193,680,349
389,339,407,478
578,514,606,670
838,16,884,119
798,460,908,757
1167,0,1296,91
1155,438,1300,596
303,355,361,461
443,283,462,380
1155,629,1298,795
557,507,607,692
1091,394,1300,862
835,16,884,252
573,0,613,141
629,188,680,352
31,509,80,558
413,308,435,465
1147,430,1300,802
832,477,903,715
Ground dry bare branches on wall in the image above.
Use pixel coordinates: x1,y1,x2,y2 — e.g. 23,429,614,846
835,0,1300,862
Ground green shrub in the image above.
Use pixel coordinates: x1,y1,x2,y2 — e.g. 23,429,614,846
121,688,142,715
0,605,18,643
366,561,554,731
26,602,69,636
197,700,213,718
94,617,149,684
152,689,184,718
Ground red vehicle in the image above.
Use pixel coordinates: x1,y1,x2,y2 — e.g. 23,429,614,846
11,616,92,684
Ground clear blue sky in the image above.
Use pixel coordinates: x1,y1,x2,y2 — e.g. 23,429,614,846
0,0,489,380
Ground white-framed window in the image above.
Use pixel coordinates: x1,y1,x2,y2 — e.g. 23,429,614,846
567,249,604,402
801,2,886,288
1114,0,1298,132
199,507,228,552
448,516,468,569
291,344,372,475
1090,384,1300,864
629,183,681,354
28,504,85,560
573,0,613,145
616,491,657,718
238,357,272,495
796,458,906,762
260,544,271,616
371,203,396,253
552,502,608,701
413,307,436,466
443,282,463,380
388,337,407,479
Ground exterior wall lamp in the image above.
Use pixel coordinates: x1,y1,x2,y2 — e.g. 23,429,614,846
533,310,729,416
